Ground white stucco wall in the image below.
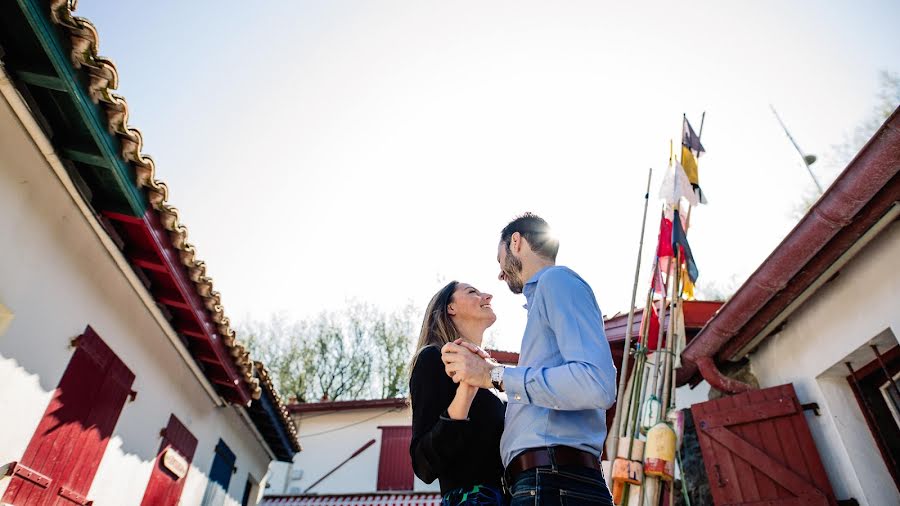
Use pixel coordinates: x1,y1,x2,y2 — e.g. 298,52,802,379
0,82,272,504
747,222,900,506
267,406,439,495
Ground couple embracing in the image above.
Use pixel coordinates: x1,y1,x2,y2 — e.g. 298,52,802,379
409,213,617,506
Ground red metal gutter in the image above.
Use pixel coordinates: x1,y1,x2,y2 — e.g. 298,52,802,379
681,107,900,389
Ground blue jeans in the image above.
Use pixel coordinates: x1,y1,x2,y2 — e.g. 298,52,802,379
509,466,613,506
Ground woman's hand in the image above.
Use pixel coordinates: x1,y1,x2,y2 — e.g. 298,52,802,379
447,377,480,420
442,340,498,389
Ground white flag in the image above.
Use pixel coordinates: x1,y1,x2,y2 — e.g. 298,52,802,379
658,161,699,207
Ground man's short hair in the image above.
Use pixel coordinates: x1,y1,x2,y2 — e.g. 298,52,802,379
500,212,559,261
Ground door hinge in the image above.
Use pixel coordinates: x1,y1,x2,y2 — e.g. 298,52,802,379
2,462,51,489
57,485,92,505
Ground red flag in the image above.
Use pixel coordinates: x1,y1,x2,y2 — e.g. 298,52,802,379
656,216,674,259
643,303,664,351
652,259,667,296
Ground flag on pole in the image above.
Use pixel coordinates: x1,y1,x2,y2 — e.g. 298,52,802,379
643,302,663,350
682,116,705,153
659,160,699,207
672,209,699,283
681,267,695,300
682,117,708,204
652,258,668,297
656,215,674,259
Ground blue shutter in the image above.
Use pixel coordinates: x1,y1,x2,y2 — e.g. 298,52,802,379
200,439,236,506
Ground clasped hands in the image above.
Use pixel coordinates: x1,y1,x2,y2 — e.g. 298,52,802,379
440,339,498,390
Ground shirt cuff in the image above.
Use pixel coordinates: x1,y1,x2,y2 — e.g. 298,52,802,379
502,366,531,404
440,410,470,422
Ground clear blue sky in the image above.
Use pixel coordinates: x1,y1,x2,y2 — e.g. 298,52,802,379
76,1,900,351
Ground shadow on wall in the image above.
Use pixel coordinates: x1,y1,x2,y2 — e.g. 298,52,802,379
0,324,212,490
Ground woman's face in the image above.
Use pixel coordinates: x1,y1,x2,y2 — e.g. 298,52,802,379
447,283,496,327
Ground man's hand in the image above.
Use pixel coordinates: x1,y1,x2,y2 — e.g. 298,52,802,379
441,341,495,389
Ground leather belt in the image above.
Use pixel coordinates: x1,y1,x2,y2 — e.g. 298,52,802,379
505,446,601,482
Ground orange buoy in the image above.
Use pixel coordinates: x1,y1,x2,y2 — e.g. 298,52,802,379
611,438,644,504
611,459,643,504
644,422,676,481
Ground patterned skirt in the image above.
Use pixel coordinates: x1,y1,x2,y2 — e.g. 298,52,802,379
441,484,508,506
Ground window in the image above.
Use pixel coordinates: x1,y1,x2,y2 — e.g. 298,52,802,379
201,439,237,506
848,344,900,489
1,326,135,506
376,426,413,491
880,371,900,427
140,414,198,506
240,473,259,506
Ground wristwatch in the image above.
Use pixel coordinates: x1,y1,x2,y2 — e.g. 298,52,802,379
490,365,505,392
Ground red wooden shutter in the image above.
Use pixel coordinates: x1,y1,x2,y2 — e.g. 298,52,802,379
139,414,198,506
692,383,837,506
2,326,135,506
376,426,414,491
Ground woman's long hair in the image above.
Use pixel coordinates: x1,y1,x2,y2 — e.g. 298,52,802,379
408,281,463,402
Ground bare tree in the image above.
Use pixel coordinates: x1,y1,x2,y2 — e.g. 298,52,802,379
310,309,373,401
791,70,900,218
243,315,316,402
238,301,418,402
372,303,416,399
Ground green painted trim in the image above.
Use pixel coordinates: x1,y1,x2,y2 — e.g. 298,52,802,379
61,147,112,169
16,70,66,91
18,0,146,216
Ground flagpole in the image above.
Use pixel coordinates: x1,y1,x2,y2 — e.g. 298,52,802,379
606,168,654,481
623,286,653,438
661,248,681,411
697,111,706,142
684,111,705,232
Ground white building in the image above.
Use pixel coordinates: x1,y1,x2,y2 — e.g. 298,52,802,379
268,399,436,497
262,352,524,506
0,2,300,505
677,106,900,505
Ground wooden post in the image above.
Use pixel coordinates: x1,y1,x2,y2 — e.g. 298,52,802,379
607,169,654,480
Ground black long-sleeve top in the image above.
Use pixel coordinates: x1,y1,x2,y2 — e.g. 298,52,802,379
409,345,506,495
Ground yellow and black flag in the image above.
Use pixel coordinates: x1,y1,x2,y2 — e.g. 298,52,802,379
681,116,707,204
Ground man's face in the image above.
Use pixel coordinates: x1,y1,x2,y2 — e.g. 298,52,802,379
497,240,524,294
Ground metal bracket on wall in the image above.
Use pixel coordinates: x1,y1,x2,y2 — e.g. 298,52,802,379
0,302,14,337
801,402,821,416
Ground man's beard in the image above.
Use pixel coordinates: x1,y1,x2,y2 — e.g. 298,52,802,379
502,250,524,294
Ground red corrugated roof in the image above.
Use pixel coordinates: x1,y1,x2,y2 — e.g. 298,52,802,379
485,349,520,365
260,493,441,506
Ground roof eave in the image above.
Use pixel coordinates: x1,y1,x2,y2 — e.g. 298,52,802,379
681,107,900,380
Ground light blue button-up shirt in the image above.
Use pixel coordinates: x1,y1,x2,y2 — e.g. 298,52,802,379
500,265,617,468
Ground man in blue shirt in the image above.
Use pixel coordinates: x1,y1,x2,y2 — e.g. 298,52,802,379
442,213,616,505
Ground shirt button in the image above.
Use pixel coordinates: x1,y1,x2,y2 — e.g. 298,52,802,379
515,394,522,401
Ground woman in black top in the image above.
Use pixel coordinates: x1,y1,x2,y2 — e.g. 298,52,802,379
409,281,508,506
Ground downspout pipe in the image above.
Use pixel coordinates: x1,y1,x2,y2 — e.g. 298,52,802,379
694,356,753,394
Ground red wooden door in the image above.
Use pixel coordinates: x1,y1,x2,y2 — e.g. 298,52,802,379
377,426,413,491
2,326,135,506
139,414,198,506
692,383,837,506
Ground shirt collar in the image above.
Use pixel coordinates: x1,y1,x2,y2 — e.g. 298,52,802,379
522,266,554,309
